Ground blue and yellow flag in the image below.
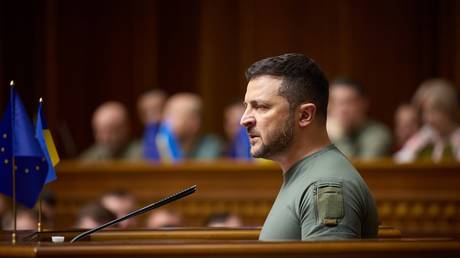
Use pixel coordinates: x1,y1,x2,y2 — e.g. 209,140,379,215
155,122,183,162
35,99,59,184
0,87,48,208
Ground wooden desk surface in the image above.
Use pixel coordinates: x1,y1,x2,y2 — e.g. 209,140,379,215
1,238,459,258
0,226,401,243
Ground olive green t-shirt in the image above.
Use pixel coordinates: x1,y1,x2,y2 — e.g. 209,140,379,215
259,144,379,240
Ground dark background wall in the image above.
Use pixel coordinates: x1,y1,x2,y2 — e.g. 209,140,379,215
0,0,459,158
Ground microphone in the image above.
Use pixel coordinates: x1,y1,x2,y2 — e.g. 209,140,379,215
70,185,197,243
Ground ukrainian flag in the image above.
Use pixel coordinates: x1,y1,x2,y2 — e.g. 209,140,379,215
35,99,59,183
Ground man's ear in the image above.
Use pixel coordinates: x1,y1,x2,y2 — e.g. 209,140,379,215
298,103,316,127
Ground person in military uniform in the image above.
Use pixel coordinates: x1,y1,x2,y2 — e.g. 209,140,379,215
240,53,379,240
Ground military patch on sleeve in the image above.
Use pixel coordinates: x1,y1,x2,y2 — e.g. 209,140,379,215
315,181,344,226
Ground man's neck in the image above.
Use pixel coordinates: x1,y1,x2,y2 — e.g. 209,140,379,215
274,130,331,173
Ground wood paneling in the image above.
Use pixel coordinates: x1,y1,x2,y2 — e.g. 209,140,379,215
42,160,460,237
0,0,459,157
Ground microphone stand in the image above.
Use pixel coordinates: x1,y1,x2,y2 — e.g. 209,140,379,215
70,185,196,243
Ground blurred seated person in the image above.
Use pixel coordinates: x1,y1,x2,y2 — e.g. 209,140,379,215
2,207,37,230
395,79,460,162
75,201,117,229
0,196,7,224
80,101,142,160
145,209,183,228
137,90,167,160
204,212,243,228
157,93,223,160
394,103,421,150
38,190,58,229
101,190,138,228
328,78,392,160
223,101,251,159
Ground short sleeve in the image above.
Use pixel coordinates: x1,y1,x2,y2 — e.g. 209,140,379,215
297,179,363,240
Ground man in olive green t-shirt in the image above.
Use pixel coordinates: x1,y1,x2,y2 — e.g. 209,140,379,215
241,53,379,240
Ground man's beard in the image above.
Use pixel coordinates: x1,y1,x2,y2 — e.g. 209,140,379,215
251,112,295,159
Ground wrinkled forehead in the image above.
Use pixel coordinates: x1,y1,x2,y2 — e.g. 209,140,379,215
244,75,284,103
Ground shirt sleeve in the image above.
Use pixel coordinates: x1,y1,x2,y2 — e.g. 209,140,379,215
297,179,369,240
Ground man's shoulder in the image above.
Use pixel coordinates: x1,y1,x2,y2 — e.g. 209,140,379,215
309,145,357,175
291,146,366,193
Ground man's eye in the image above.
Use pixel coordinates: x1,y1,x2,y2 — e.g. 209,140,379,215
255,105,268,110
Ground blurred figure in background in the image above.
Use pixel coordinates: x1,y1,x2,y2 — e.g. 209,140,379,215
394,103,421,150
76,201,117,229
101,190,139,228
137,90,167,160
145,209,183,228
2,207,37,230
328,78,392,160
40,190,58,229
223,101,251,160
138,89,167,126
80,101,142,160
0,196,8,226
395,79,460,162
157,93,223,160
204,212,243,228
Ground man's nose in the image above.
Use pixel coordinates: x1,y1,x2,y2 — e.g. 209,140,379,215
240,112,255,128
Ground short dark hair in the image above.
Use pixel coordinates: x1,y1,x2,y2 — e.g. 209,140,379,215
331,77,366,96
245,53,329,120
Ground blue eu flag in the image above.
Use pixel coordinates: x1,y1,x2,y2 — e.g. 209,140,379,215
228,125,252,160
143,122,161,161
0,87,48,208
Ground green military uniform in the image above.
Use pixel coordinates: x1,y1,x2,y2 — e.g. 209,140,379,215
80,140,142,161
259,144,379,240
333,120,392,160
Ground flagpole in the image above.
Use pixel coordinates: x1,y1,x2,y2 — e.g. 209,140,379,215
12,157,16,244
37,195,42,232
10,80,16,244
37,98,44,235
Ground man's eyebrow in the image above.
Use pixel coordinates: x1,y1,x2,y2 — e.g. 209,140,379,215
250,99,270,105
